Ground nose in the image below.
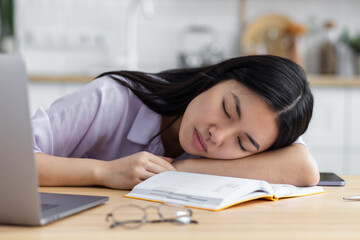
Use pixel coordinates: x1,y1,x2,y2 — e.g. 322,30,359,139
208,125,234,146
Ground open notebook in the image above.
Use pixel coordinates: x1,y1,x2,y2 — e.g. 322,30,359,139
125,171,324,211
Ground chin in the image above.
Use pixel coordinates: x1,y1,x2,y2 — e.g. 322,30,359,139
183,146,203,158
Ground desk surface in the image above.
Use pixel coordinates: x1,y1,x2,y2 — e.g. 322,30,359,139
2,175,360,240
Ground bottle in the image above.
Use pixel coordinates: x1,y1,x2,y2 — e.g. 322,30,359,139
319,20,337,74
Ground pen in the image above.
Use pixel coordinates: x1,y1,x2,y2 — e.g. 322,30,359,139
343,195,360,200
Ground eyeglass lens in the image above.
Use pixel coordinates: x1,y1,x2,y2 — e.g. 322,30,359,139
107,204,198,229
107,205,146,229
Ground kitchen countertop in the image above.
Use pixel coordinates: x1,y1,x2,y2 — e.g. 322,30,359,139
28,74,360,87
308,75,360,87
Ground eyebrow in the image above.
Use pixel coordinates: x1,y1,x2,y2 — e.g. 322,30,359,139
231,93,241,119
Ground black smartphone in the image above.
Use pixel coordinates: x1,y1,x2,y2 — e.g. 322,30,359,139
317,172,346,186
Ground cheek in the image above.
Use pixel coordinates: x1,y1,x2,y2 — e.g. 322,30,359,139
179,103,202,137
205,148,254,160
207,140,257,159
178,122,186,147
178,115,192,152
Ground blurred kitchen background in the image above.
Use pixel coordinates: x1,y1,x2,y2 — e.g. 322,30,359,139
1,0,360,174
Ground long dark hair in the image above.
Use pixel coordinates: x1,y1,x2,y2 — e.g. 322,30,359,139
96,55,313,150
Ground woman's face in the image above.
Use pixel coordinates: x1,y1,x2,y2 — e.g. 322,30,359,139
178,79,279,159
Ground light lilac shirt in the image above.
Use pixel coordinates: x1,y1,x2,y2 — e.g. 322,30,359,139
32,75,195,161
31,75,305,161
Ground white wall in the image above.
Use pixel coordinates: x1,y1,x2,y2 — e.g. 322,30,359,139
15,0,240,73
15,0,360,74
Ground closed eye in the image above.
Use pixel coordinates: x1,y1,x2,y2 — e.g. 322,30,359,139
237,137,246,151
222,100,231,119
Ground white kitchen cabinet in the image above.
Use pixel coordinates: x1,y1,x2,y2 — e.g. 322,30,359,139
312,153,345,173
347,89,360,174
348,88,360,149
28,82,85,117
303,86,360,174
303,87,346,173
303,87,346,150
348,154,360,174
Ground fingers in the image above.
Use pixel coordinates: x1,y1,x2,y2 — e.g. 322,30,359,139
108,152,178,188
139,158,175,181
160,157,174,163
148,155,176,172
133,152,176,179
139,171,156,181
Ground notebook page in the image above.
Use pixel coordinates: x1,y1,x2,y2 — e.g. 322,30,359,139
270,184,324,198
127,171,271,209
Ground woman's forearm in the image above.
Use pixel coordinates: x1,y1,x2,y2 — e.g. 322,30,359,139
173,144,319,187
35,151,176,189
35,153,104,187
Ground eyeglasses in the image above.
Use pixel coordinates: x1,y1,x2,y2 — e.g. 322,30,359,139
106,203,199,229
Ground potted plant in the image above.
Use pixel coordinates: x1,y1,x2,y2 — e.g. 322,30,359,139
0,0,15,52
341,29,360,74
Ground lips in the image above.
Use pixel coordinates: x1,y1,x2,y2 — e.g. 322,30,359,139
193,128,207,152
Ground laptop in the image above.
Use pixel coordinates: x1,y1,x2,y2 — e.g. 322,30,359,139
0,54,109,226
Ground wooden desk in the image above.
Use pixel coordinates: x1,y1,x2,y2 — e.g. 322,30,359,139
1,175,360,240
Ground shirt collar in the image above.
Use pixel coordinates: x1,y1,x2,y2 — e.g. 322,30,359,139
127,104,162,145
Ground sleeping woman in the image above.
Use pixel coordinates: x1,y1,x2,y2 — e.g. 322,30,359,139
32,55,319,189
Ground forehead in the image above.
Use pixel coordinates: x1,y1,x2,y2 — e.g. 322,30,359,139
215,79,254,94
214,80,267,104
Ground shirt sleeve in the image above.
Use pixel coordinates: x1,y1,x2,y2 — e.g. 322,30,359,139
31,76,132,157
292,136,307,148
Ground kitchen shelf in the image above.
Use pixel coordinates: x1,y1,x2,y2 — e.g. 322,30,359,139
308,75,360,87
28,74,95,83
28,74,360,87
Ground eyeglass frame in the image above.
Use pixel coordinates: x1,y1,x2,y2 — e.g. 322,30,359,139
106,203,199,229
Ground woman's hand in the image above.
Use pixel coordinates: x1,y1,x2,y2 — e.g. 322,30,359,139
97,151,176,189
